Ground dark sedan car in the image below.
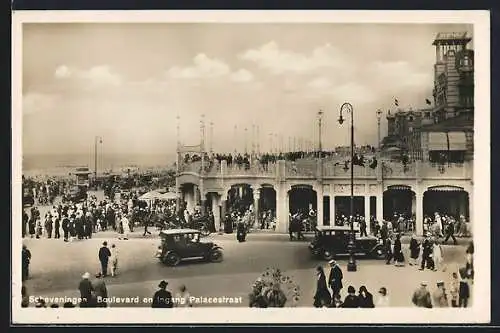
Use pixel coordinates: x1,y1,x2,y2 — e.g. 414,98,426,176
155,229,223,266
309,225,385,261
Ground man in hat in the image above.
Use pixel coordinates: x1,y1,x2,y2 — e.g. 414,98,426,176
411,282,432,308
22,245,31,281
419,233,433,271
432,281,449,307
328,259,343,300
151,280,173,308
93,273,108,307
98,241,112,277
78,272,94,308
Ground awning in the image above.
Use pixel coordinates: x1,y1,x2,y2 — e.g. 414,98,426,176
428,132,447,151
386,185,412,191
427,185,465,192
447,132,467,151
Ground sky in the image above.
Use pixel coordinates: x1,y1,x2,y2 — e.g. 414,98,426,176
21,23,473,156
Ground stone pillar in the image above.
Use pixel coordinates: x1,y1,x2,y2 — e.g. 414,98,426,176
212,193,221,231
364,195,371,234
253,188,260,227
175,187,182,214
316,185,324,227
376,192,383,224
415,190,424,236
194,185,200,206
220,192,227,233
331,195,336,225
276,185,289,233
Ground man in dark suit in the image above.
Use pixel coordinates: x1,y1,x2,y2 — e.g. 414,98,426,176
98,241,112,277
152,280,173,308
328,259,343,299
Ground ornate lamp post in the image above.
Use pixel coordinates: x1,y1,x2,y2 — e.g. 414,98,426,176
376,109,383,150
338,102,357,272
94,136,103,188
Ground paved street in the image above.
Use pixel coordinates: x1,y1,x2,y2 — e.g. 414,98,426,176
21,232,471,308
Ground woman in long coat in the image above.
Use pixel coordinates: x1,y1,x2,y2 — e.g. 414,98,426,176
409,234,420,266
393,233,405,267
314,266,331,307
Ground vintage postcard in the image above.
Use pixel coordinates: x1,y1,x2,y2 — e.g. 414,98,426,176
11,10,490,324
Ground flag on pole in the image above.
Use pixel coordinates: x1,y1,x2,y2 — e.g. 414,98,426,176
425,98,432,105
394,98,399,107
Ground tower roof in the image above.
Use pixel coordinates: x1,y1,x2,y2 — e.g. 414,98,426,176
432,32,471,45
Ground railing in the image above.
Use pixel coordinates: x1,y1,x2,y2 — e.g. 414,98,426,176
178,158,472,180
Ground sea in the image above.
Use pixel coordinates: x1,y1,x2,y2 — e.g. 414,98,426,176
21,153,177,177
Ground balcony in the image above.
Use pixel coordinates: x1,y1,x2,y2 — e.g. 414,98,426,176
177,158,472,181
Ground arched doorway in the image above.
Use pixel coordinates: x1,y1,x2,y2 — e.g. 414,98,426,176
383,185,416,233
423,186,469,219
334,197,365,223
258,184,276,230
227,184,254,215
288,184,317,215
180,183,199,213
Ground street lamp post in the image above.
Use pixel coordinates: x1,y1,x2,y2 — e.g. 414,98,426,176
94,136,103,189
376,109,383,150
318,110,323,158
338,102,357,272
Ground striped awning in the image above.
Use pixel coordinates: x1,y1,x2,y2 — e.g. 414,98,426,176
447,132,467,151
386,185,412,191
427,185,465,192
428,132,447,151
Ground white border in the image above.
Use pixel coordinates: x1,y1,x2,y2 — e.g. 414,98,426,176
11,10,491,324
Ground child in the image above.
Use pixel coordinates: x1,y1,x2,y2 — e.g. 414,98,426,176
110,244,118,277
449,272,459,307
458,267,470,307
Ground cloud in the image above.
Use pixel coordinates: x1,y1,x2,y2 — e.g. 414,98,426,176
23,92,59,116
167,53,231,79
331,82,377,104
307,77,333,90
369,61,432,88
230,69,254,82
54,65,72,79
54,65,122,86
239,41,350,75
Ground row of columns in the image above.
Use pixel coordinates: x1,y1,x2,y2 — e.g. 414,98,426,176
180,183,468,237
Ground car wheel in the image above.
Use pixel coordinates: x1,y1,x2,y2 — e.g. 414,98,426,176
323,250,335,261
372,247,385,259
209,249,223,263
163,252,181,266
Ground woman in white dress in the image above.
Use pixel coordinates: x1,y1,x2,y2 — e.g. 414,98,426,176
432,240,445,272
110,244,119,277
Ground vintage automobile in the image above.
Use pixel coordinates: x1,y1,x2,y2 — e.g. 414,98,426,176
23,188,35,207
309,225,385,260
65,185,88,203
155,228,223,266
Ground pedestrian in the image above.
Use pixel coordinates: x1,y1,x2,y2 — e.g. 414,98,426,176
409,234,420,266
411,281,432,308
458,267,470,308
121,214,130,240
342,286,359,308
313,265,331,308
327,259,343,300
35,218,43,239
93,273,108,308
62,214,70,241
175,285,192,307
432,281,449,307
376,287,390,307
432,240,445,272
465,241,474,281
22,210,29,238
22,245,31,281
78,272,94,308
385,237,393,265
110,244,119,277
443,219,457,245
419,233,433,271
98,241,112,277
359,217,368,237
393,233,405,267
331,293,343,308
44,213,53,238
54,215,60,239
449,272,460,307
151,280,173,308
28,214,36,238
358,286,375,308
